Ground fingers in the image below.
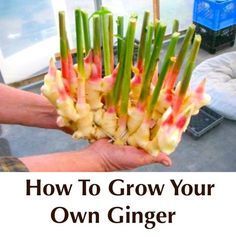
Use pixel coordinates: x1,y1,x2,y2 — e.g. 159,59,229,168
141,152,172,167
154,153,172,167
90,138,173,170
124,146,173,168
61,127,74,134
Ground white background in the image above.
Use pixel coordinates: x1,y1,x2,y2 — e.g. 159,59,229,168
0,173,235,237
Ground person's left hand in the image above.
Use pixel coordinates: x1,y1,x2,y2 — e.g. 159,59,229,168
21,138,172,172
87,139,172,171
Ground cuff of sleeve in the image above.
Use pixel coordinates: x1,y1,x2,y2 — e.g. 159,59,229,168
0,157,29,172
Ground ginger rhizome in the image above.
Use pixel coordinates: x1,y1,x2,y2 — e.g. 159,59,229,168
41,8,210,156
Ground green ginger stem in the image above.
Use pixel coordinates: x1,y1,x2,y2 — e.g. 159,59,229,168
59,11,67,59
144,23,154,73
172,19,179,34
117,16,124,62
81,11,91,54
112,38,126,107
139,23,166,104
101,12,111,75
173,24,195,76
120,18,137,116
75,9,85,77
148,32,180,115
108,14,114,71
179,34,201,97
137,11,150,69
154,19,160,39
93,15,101,58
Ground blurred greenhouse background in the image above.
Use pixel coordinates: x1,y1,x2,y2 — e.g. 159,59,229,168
0,0,193,84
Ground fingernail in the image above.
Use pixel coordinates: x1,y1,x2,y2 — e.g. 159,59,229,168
161,160,170,166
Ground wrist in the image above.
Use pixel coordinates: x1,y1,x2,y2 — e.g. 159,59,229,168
33,96,58,129
19,93,58,129
74,145,109,171
20,146,106,172
0,84,58,129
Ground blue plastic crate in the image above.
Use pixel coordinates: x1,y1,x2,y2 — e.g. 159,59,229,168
193,0,236,31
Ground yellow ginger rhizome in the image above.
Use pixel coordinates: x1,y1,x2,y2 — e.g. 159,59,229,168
41,8,211,156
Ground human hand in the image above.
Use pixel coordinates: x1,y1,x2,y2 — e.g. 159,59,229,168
87,139,172,171
21,138,172,172
37,95,74,134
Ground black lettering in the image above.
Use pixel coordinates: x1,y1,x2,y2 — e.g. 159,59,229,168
26,179,41,196
78,179,91,195
70,211,99,223
171,179,215,196
70,211,87,223
78,179,100,196
108,206,123,223
109,179,124,196
156,211,167,223
148,184,165,196
144,211,156,229
43,184,55,196
56,184,72,196
168,211,176,223
26,180,72,196
51,207,68,223
170,179,183,195
89,184,100,196
182,184,193,196
207,184,215,195
126,184,135,195
135,184,147,196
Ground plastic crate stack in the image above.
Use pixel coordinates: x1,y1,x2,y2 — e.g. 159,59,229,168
193,0,236,54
